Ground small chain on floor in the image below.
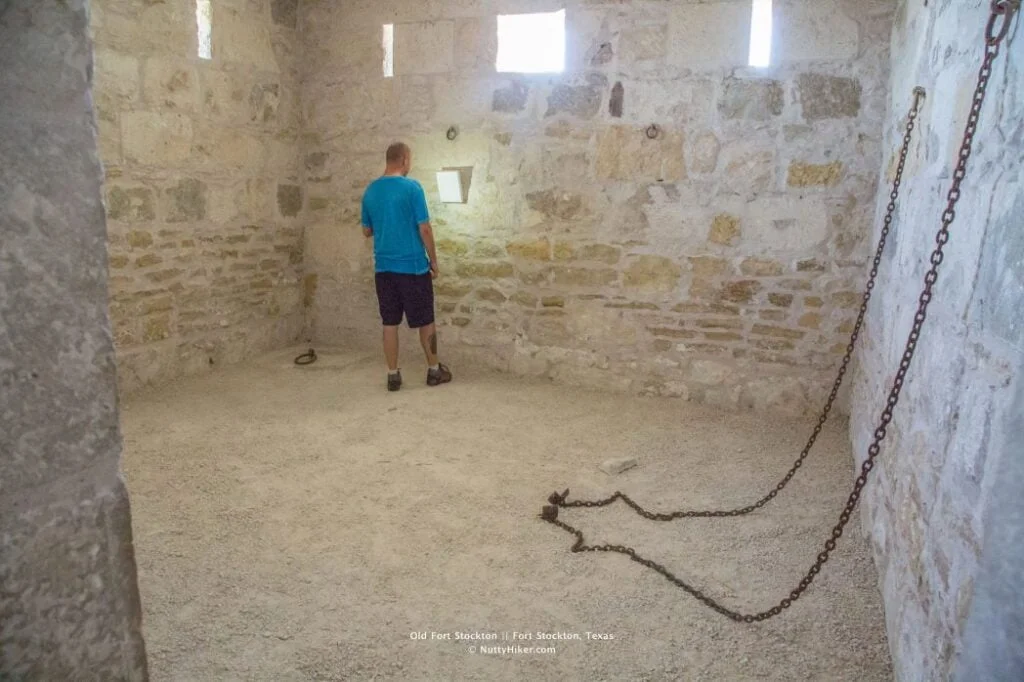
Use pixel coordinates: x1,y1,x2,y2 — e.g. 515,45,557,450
295,348,317,365
539,0,1017,622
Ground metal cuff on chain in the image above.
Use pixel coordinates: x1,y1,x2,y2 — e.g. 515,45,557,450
548,489,569,505
540,505,559,521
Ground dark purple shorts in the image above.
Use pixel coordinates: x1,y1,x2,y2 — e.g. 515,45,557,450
375,272,435,328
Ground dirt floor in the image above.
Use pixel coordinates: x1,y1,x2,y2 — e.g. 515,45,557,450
120,346,892,681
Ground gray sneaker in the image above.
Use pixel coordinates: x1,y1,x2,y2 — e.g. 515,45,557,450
387,371,402,392
426,363,452,387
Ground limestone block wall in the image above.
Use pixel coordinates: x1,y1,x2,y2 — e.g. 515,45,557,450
851,0,1024,678
90,0,305,393
301,0,895,414
1,1,147,677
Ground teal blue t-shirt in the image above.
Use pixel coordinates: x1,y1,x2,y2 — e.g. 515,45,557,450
361,176,431,275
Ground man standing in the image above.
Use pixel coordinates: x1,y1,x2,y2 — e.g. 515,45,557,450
361,143,453,392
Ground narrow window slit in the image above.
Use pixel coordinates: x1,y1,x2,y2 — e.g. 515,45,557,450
196,0,212,61
749,0,773,68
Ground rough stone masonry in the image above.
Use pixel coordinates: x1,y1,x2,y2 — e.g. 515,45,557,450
300,0,896,416
91,0,305,394
851,1,1024,679
4,1,1020,679
1,0,148,678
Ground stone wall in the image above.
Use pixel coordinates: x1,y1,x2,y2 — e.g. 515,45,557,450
955,355,1024,680
301,0,895,414
851,0,1024,678
1,0,147,677
91,0,305,394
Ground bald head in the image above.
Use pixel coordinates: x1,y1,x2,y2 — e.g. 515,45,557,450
384,143,411,176
387,142,410,163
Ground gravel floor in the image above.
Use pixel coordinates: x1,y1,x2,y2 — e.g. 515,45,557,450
120,346,892,681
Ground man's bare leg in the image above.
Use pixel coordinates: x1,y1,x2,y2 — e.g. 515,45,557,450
383,325,400,371
419,323,452,386
419,322,439,367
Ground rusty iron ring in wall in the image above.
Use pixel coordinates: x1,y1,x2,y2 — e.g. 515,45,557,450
987,0,1019,45
645,124,660,140
447,126,459,141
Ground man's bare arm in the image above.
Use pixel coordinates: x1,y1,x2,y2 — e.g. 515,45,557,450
419,221,438,274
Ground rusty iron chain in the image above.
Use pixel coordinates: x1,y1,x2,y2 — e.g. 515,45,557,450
549,90,925,523
539,0,1016,622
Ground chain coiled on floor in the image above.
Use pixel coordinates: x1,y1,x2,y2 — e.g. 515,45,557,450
540,0,1017,622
